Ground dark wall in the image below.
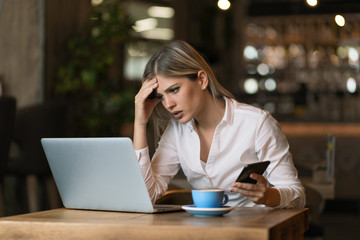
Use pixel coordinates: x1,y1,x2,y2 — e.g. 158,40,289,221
44,0,91,100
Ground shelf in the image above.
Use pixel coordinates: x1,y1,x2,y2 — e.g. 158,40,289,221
280,122,360,136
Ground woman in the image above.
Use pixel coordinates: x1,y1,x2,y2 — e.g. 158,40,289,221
134,40,305,208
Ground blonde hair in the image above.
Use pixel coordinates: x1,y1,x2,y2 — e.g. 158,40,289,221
143,40,234,142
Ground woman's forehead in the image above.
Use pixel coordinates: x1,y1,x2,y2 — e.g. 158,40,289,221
156,75,193,92
156,75,184,85
156,76,181,91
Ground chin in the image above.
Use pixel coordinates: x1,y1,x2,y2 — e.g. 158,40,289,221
176,116,192,124
176,119,187,124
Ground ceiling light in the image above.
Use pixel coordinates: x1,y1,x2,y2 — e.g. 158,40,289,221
244,78,259,94
305,0,318,7
140,28,174,40
264,78,277,92
218,0,231,11
348,47,359,62
257,63,269,76
335,15,345,27
346,77,357,93
133,18,158,32
244,45,258,61
148,6,175,18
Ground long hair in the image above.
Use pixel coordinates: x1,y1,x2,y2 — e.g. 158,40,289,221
142,40,234,142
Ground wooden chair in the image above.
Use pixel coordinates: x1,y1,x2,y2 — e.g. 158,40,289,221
155,189,193,205
6,102,67,213
0,96,16,216
304,185,325,239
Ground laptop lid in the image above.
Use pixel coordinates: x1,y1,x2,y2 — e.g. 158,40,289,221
41,137,174,213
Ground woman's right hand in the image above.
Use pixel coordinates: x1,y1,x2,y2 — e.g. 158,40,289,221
134,78,161,126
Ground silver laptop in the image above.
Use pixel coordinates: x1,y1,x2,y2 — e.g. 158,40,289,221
41,137,181,213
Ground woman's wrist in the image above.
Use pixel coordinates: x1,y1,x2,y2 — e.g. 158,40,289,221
265,187,281,207
133,121,148,150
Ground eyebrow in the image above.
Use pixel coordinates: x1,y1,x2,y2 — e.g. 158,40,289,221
158,83,179,95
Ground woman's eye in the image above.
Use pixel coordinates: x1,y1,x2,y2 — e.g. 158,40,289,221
170,87,179,93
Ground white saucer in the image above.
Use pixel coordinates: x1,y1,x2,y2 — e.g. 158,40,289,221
182,205,235,217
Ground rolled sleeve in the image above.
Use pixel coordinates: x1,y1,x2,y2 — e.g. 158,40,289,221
276,185,306,208
136,147,150,166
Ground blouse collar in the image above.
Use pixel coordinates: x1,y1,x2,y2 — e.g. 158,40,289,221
186,97,234,132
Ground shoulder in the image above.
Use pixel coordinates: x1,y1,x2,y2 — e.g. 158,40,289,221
162,119,190,136
228,98,270,121
226,98,281,134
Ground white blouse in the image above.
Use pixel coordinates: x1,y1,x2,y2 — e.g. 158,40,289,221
136,97,305,208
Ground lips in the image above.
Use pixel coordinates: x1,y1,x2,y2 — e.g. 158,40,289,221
171,111,183,119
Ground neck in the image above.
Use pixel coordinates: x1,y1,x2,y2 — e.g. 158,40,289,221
194,95,225,130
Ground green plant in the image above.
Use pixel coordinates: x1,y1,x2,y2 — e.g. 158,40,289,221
56,0,137,136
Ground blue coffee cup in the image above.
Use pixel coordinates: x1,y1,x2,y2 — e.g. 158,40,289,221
191,189,229,208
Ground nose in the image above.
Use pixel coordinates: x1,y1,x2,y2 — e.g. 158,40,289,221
162,95,176,110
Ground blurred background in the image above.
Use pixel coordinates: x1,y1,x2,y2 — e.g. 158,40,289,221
1,0,360,239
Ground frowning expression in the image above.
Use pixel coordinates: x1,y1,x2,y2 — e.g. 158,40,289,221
155,74,206,124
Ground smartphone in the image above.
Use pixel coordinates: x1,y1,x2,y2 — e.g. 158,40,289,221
235,161,270,184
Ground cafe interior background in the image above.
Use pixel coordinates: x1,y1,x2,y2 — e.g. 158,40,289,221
1,0,360,239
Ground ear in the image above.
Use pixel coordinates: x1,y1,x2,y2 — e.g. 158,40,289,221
197,70,208,90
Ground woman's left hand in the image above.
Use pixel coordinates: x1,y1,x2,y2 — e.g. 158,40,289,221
230,173,280,207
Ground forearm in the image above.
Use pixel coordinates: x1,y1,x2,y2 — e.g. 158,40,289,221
133,122,148,150
136,147,168,204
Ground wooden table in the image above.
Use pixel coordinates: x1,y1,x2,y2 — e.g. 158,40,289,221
0,207,309,240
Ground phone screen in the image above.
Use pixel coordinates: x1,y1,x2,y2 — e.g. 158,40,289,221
235,161,270,184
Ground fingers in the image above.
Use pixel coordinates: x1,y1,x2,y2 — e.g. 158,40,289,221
250,173,267,185
230,173,268,204
137,78,158,100
134,78,161,126
230,181,266,193
230,181,267,204
230,173,267,191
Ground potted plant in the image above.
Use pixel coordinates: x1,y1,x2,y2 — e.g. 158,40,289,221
56,0,137,137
